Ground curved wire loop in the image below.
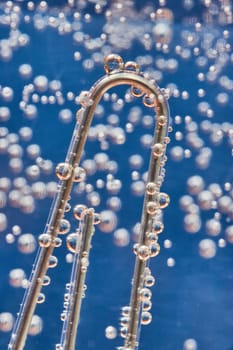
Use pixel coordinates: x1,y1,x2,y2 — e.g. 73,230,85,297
8,54,170,350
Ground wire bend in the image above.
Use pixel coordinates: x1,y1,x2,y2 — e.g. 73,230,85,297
8,54,170,350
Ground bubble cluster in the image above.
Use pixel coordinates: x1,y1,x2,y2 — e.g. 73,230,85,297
180,172,233,256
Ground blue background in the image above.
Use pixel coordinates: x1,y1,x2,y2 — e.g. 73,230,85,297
0,1,233,350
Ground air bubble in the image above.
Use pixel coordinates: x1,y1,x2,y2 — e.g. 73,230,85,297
130,86,144,97
66,232,81,253
8,190,21,207
184,214,201,233
147,232,158,244
86,191,100,207
197,190,214,210
141,311,152,325
49,80,62,92
0,212,7,232
143,94,156,108
158,115,167,126
73,166,86,182
107,196,122,211
46,182,57,197
205,218,221,236
147,201,158,215
42,275,51,286
73,204,87,221
152,143,164,157
140,134,153,149
120,326,127,338
167,257,176,267
146,182,157,195
34,75,49,92
37,293,45,304
12,225,21,236
142,300,152,311
1,86,14,102
9,268,26,288
23,104,37,120
52,237,62,248
93,213,101,225
129,154,144,170
164,239,172,248
121,306,131,317
8,144,23,158
120,316,129,327
18,64,33,79
94,152,109,170
25,165,40,180
58,219,71,235
183,338,198,350
131,181,145,197
125,61,140,73
105,325,117,340
19,195,35,214
9,158,23,174
28,315,43,336
225,225,233,244
153,221,164,234
187,175,205,195
38,233,52,248
31,182,47,200
199,239,216,259
140,288,152,302
158,192,170,208
58,109,73,123
150,243,160,257
114,228,130,247
18,233,36,254
18,126,32,141
104,54,124,74
0,177,11,192
170,141,183,158
144,275,155,287
99,210,117,233
81,159,96,176
0,138,9,154
26,144,41,159
48,255,58,268
0,107,11,121
0,312,14,332
218,195,232,214
56,162,73,181
76,91,93,107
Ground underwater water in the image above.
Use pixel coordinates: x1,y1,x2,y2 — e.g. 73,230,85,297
0,1,233,350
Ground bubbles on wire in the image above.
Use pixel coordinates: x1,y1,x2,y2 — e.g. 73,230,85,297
1,2,232,348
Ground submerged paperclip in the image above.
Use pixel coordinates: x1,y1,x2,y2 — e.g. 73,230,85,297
8,54,171,350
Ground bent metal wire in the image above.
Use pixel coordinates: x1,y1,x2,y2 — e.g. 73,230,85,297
8,54,171,350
